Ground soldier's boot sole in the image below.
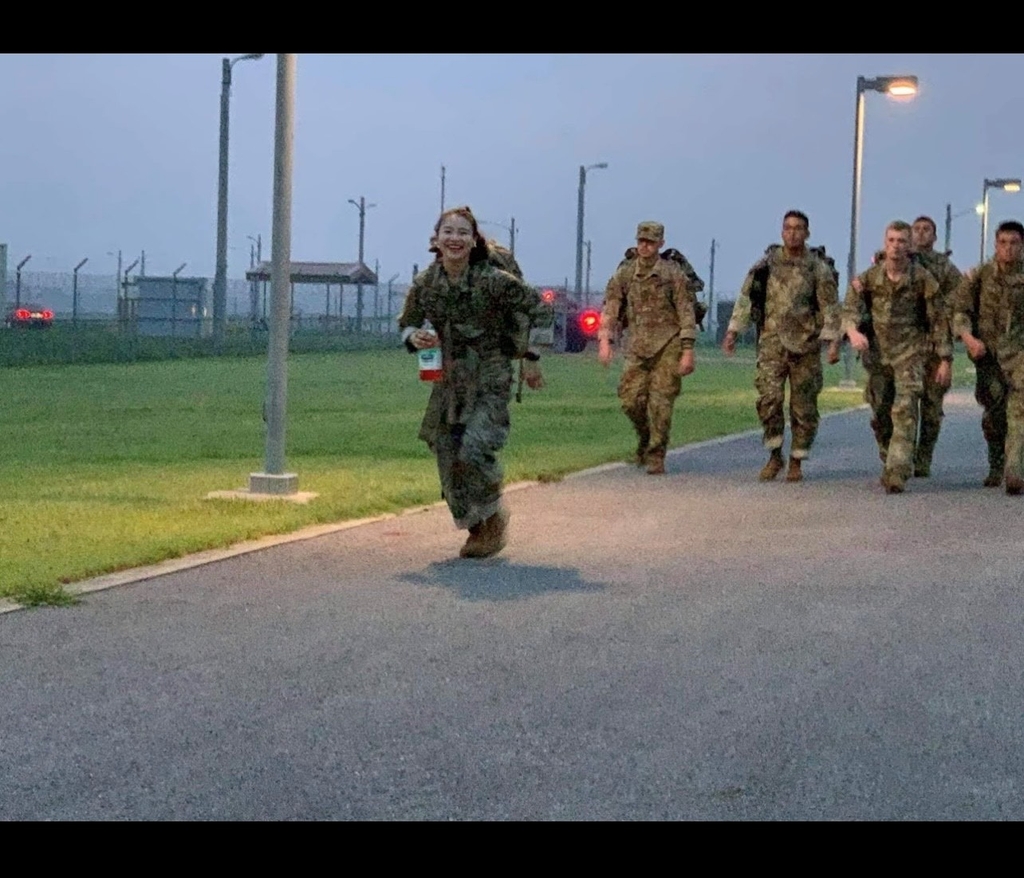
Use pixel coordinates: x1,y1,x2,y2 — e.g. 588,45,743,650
1006,474,1024,496
984,469,1004,488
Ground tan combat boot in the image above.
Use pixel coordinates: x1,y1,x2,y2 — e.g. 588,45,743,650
759,449,784,481
646,450,666,475
881,471,905,494
785,457,802,482
460,508,509,558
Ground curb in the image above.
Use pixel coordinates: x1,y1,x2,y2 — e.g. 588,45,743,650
1,405,869,615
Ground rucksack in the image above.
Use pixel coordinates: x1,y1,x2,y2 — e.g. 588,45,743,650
748,244,837,341
617,247,708,330
485,239,523,279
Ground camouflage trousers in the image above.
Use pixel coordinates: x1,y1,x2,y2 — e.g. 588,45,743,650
973,350,1024,481
863,351,923,482
915,352,947,468
753,337,824,459
618,336,684,456
418,377,511,531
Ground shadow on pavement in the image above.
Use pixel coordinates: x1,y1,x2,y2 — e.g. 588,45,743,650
398,560,607,602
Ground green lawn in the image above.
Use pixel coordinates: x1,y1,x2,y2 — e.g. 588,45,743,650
2,341,884,606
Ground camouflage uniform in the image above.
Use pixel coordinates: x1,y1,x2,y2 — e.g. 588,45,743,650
841,260,951,487
598,221,697,465
950,257,1024,487
725,247,841,459
875,248,962,474
398,258,551,531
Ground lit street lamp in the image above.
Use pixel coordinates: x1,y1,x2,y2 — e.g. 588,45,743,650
843,74,919,386
979,178,1022,264
575,162,607,302
213,52,265,351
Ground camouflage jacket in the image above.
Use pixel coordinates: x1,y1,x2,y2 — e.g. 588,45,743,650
951,257,1024,359
398,260,552,433
616,246,705,295
598,254,696,357
727,247,841,354
841,261,952,365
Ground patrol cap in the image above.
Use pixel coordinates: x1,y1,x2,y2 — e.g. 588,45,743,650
636,221,664,242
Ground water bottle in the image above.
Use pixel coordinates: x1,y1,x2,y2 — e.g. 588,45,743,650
417,321,443,381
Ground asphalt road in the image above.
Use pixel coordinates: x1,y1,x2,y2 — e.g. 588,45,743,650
2,391,1023,821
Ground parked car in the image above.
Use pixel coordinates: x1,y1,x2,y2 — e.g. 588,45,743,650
5,303,54,329
535,288,601,353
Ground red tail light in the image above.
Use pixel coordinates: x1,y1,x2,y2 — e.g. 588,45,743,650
42,310,54,319
578,309,600,335
14,309,30,320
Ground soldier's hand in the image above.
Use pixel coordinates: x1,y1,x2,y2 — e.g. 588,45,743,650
935,359,952,389
826,339,841,365
722,331,736,355
598,338,613,366
962,333,987,361
678,349,695,377
851,277,864,294
847,328,869,353
410,329,438,349
523,360,544,390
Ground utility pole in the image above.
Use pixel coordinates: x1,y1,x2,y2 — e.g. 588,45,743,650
440,165,446,213
509,216,516,256
348,196,376,332
944,203,952,254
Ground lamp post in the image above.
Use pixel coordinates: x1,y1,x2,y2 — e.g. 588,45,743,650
248,52,299,497
979,178,1022,264
709,238,717,338
348,196,377,332
584,240,592,307
843,73,919,386
72,257,88,326
479,217,516,255
213,52,265,351
15,254,31,308
440,165,446,213
944,203,985,255
575,162,607,303
387,272,399,330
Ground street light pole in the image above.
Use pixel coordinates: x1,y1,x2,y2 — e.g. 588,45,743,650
575,162,607,303
213,52,264,352
348,196,377,332
73,257,88,326
709,238,717,338
584,240,591,307
15,254,31,308
440,165,446,213
979,178,1022,264
250,52,298,497
843,74,919,387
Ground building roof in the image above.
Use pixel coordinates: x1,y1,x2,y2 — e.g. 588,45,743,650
244,261,377,285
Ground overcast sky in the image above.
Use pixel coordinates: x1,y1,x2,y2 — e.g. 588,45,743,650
1,53,1021,299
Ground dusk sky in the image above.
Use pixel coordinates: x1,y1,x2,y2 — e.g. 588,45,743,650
2,53,1022,304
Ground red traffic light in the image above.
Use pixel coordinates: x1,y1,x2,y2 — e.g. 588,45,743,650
541,289,555,304
578,309,600,335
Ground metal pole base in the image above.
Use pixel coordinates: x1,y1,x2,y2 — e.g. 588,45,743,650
248,472,300,495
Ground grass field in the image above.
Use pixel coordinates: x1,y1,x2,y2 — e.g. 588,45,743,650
1,340,906,606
